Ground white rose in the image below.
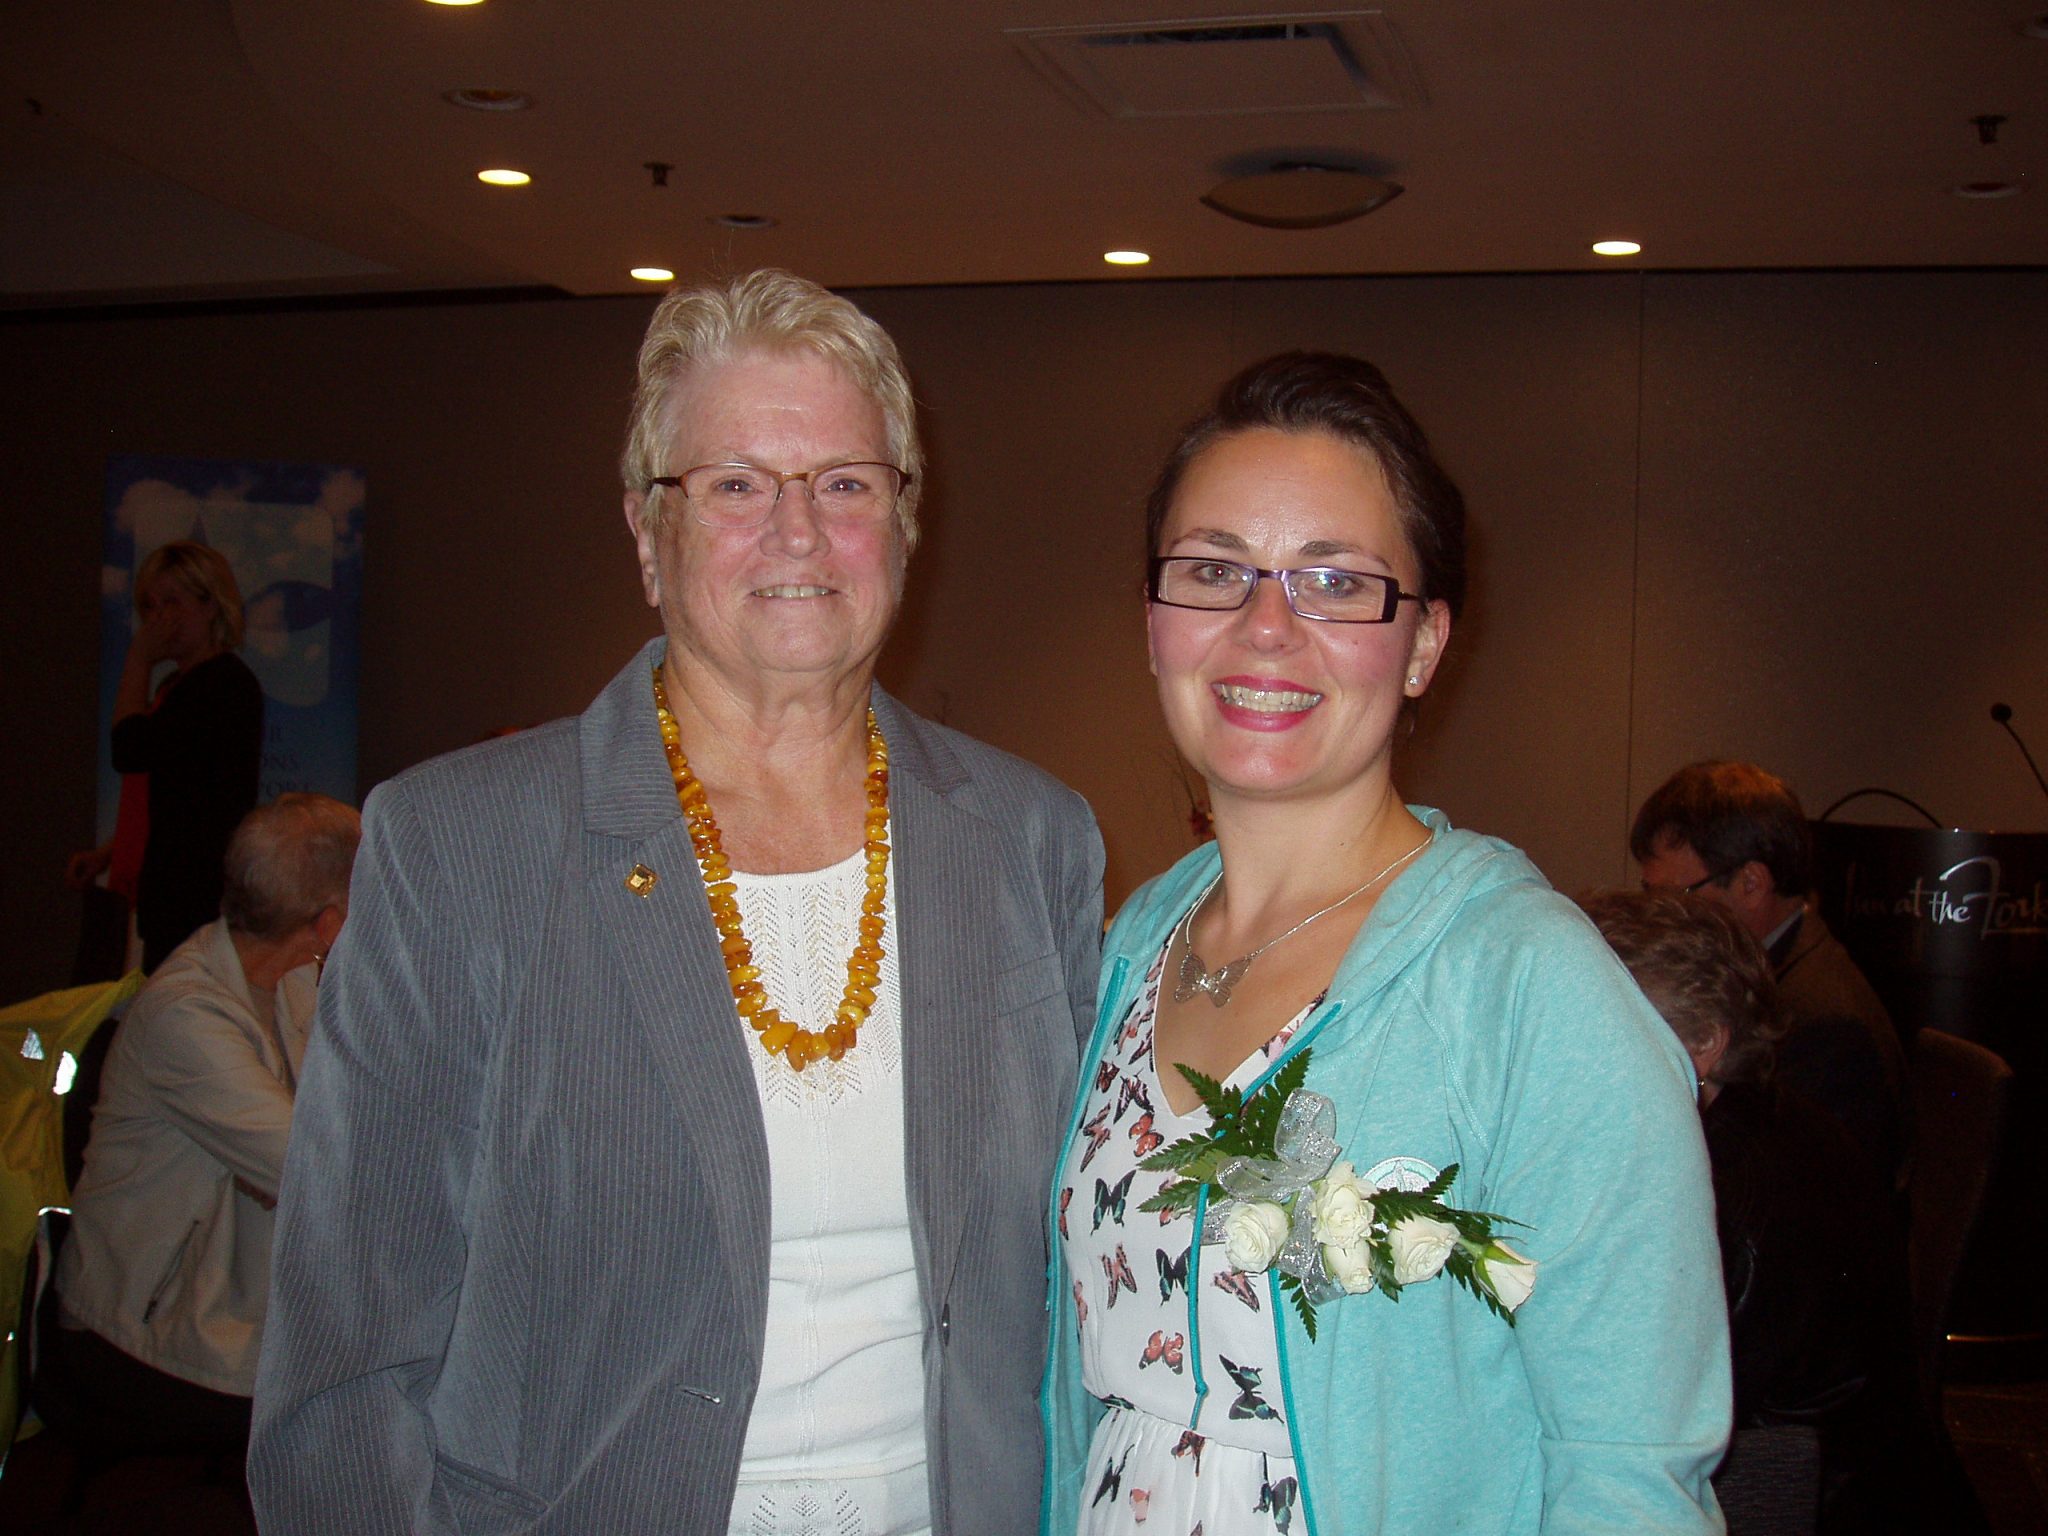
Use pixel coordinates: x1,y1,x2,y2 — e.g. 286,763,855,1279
1478,1240,1539,1312
1386,1214,1460,1286
1309,1162,1376,1247
1322,1238,1377,1294
1220,1201,1291,1273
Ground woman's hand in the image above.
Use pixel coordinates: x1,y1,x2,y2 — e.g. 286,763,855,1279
133,604,183,667
66,842,113,889
113,616,169,722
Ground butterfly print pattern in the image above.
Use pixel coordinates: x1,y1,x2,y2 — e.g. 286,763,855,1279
1095,1172,1134,1231
1102,1245,1137,1306
1129,1112,1164,1157
1256,1469,1299,1534
1211,1268,1261,1311
1081,1105,1114,1171
1066,939,1303,1534
1140,1330,1185,1374
1116,1074,1153,1123
1220,1356,1282,1423
1093,1445,1133,1507
1157,1245,1190,1301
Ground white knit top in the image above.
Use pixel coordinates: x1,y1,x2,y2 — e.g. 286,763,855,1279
725,850,931,1536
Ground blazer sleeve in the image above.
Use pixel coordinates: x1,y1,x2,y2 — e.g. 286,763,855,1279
249,779,491,1533
1049,793,1106,1052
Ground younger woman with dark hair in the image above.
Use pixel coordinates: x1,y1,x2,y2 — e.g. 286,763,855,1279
1043,353,1727,1535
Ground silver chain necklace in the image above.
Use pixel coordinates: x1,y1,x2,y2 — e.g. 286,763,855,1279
1173,836,1431,1007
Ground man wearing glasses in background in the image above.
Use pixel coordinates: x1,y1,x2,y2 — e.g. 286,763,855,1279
1633,759,1908,1191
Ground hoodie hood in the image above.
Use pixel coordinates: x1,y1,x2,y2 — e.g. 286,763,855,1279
1104,806,1552,1039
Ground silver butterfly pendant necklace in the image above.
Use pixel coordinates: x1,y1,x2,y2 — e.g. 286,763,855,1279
1173,835,1432,1007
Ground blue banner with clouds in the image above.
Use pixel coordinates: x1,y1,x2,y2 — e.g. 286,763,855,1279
96,455,364,837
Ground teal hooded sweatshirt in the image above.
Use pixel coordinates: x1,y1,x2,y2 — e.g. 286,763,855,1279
1041,810,1730,1535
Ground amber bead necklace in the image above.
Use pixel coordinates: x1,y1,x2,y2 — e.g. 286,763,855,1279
652,665,890,1072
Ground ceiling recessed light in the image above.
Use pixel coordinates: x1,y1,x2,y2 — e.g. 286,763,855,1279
709,213,777,230
1954,180,2022,199
1103,250,1151,266
630,267,675,283
443,89,532,112
477,168,531,187
424,0,487,7
1591,239,1642,257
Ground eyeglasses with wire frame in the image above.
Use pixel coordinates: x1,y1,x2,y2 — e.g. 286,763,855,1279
1148,556,1424,624
646,461,912,529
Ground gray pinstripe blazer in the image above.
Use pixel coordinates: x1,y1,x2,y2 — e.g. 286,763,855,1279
248,640,1104,1533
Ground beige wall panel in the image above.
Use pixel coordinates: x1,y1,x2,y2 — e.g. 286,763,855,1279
852,280,1240,907
7,270,2046,1005
1631,272,2048,839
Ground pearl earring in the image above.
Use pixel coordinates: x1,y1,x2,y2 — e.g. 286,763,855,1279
1407,675,1420,687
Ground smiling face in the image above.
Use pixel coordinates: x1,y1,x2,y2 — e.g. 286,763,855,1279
624,347,906,705
1147,427,1449,813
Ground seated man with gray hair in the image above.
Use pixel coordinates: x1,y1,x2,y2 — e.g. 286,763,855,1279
1632,759,1907,1191
40,793,360,1460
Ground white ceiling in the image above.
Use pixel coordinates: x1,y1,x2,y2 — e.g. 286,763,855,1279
3,0,2044,309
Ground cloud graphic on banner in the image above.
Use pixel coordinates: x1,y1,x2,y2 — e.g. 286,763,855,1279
116,478,203,546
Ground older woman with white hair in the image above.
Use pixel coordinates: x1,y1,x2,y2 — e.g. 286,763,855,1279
251,270,1104,1535
44,793,359,1460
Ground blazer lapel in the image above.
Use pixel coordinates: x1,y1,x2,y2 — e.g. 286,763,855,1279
581,641,771,1362
883,694,1010,1316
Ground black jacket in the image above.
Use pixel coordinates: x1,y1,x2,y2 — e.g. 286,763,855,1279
112,650,263,968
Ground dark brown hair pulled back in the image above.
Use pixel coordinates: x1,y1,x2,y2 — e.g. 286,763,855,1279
1143,351,1468,617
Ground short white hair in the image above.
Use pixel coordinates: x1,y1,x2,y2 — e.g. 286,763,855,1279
620,269,923,550
220,794,362,940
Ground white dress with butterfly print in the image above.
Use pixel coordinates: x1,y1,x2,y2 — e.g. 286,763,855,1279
1061,943,1310,1536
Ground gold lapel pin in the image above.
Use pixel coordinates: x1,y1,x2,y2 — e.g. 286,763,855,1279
624,864,658,897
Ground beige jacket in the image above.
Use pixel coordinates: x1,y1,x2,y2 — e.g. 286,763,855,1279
57,919,314,1395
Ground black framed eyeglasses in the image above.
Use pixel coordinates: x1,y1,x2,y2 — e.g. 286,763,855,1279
1642,866,1737,894
1148,556,1423,624
646,461,912,529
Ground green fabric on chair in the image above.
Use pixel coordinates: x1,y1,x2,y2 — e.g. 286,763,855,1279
1,974,143,1465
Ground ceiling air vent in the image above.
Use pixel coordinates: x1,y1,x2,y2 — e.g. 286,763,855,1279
1008,12,1424,119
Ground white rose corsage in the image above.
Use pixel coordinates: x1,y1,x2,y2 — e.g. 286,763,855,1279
1139,1047,1536,1339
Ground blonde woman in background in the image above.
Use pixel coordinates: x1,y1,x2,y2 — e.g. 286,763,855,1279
68,540,264,970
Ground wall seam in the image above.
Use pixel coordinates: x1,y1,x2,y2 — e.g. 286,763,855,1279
1622,270,1648,880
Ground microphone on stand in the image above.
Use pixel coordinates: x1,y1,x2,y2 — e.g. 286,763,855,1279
1990,702,2048,803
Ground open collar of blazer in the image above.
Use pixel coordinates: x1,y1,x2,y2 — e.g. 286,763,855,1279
577,637,1008,1358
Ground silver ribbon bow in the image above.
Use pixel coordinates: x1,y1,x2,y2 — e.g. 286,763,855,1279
1199,1088,1348,1304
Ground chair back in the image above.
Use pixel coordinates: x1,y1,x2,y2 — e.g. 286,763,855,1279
1907,1028,2012,1420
